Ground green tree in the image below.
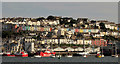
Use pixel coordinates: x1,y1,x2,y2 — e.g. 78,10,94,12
94,24,98,29
90,34,94,40
47,15,55,20
2,31,13,38
99,22,106,29
81,24,85,28
36,17,45,21
32,36,37,39
99,22,107,31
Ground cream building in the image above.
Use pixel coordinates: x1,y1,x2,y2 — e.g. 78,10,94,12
27,21,32,25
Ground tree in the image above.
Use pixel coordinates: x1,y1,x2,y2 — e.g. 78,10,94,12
47,15,55,20
36,17,45,21
81,24,85,28
2,31,13,38
99,22,107,32
75,32,83,39
90,34,94,40
37,34,41,40
70,19,78,24
99,22,106,29
94,24,98,29
32,36,37,39
103,35,116,41
59,17,73,25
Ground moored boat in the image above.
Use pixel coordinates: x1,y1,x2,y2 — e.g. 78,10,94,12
34,55,41,57
34,49,56,57
0,52,3,55
40,50,56,57
2,52,15,57
66,55,73,57
15,52,28,57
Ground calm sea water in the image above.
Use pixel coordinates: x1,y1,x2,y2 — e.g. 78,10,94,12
2,56,118,62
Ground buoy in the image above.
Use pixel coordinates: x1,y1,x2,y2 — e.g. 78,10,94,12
115,55,118,57
83,55,87,57
101,55,104,57
98,55,101,58
96,54,101,58
97,54,100,56
58,57,61,59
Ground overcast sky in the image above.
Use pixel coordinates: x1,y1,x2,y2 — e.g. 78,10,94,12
0,2,1,17
2,0,119,2
2,2,118,23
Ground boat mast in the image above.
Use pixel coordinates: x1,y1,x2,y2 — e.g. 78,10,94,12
83,38,85,52
102,40,103,56
115,41,118,57
58,29,61,59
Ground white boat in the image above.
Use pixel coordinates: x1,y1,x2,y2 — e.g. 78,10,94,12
115,55,118,57
51,55,55,58
0,52,3,55
112,55,118,57
101,55,104,57
83,55,87,57
77,52,90,55
66,55,73,57
34,55,41,58
56,55,61,57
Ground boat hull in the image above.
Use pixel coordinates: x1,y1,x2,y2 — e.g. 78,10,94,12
40,52,56,57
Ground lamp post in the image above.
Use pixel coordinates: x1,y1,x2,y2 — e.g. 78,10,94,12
101,41,104,57
113,41,118,57
57,30,61,59
83,38,85,52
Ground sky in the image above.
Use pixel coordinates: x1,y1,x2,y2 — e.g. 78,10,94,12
0,2,1,18
2,2,118,23
1,0,119,2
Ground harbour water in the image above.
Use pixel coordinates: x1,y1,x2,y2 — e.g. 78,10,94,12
2,56,118,62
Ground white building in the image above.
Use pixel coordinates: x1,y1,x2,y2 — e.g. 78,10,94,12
27,21,32,25
74,47,83,51
36,21,41,25
53,47,65,51
65,47,74,51
111,32,119,36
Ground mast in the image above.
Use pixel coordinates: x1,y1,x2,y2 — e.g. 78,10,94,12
58,29,61,59
83,38,85,52
114,41,117,55
115,41,118,57
101,40,103,57
113,41,118,57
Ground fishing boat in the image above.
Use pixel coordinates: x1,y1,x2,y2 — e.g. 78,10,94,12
15,52,28,57
34,55,41,57
40,50,56,57
56,55,62,57
0,52,3,55
34,51,41,57
83,55,87,57
34,49,56,57
2,52,15,57
66,54,73,57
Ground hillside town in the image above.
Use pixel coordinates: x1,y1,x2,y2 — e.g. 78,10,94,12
1,15,120,58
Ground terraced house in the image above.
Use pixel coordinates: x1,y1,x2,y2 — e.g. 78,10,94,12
1,16,120,53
